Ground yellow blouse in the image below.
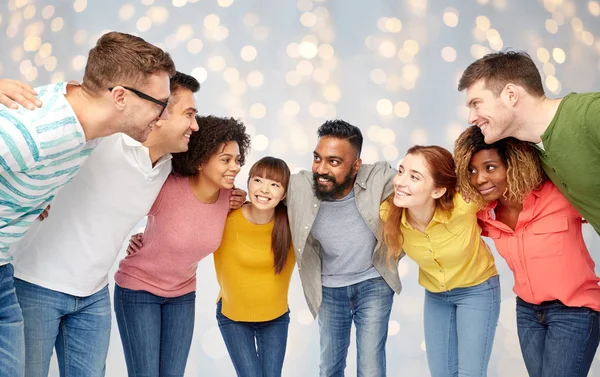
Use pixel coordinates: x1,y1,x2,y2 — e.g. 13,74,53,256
381,193,497,292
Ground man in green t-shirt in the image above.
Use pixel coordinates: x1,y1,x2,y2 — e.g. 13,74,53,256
457,50,600,236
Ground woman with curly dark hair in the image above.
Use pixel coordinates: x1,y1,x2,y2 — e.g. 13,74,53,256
454,125,600,377
113,115,251,377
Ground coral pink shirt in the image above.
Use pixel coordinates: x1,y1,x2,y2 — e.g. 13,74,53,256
115,175,231,297
478,181,600,311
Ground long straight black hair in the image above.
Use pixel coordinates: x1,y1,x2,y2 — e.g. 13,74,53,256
248,157,292,274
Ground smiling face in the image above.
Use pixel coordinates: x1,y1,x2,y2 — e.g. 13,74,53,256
392,153,446,210
118,72,172,142
248,175,286,211
311,136,361,201
150,88,198,153
468,148,509,202
198,141,241,190
465,80,516,144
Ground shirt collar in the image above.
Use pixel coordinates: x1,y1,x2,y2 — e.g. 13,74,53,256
400,205,451,230
478,200,499,221
432,207,452,224
354,164,369,189
120,134,172,168
121,134,143,147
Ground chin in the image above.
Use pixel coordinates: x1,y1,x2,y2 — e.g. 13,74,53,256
392,196,408,208
131,131,148,143
482,194,501,203
252,201,277,211
483,132,501,144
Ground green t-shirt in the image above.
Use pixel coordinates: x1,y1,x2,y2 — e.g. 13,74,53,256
536,92,600,235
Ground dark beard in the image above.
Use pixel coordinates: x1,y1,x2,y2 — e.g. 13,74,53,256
312,171,356,201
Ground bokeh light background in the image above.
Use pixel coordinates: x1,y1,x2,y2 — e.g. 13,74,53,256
2,0,600,376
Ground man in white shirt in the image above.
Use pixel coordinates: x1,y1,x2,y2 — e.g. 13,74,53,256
0,72,231,377
0,31,175,377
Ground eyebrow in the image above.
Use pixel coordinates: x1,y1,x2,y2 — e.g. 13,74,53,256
184,107,198,114
400,165,424,177
218,152,240,158
466,97,480,107
313,151,344,161
410,169,424,177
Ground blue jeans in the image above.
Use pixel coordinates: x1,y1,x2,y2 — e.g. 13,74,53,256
318,276,394,377
216,300,290,377
424,275,500,377
0,264,24,377
13,279,111,377
114,284,196,377
516,297,600,377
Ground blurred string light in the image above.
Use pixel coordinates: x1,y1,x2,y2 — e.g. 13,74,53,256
1,2,599,374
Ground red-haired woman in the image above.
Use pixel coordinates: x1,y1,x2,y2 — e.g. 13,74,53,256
381,145,500,377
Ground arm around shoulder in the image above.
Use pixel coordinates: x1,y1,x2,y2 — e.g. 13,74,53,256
373,161,397,202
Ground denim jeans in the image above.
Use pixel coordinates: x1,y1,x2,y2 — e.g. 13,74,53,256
424,275,500,377
114,284,196,377
318,276,394,377
13,278,111,377
216,300,290,377
516,297,600,377
0,264,24,377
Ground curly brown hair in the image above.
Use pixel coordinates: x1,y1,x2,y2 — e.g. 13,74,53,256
171,115,251,176
453,125,546,209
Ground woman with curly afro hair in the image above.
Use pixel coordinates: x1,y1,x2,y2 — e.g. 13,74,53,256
454,125,600,377
114,115,251,377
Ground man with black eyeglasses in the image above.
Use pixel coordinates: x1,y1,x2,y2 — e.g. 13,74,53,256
0,31,175,377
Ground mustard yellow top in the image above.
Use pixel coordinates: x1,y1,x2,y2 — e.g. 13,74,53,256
213,208,295,322
381,193,497,292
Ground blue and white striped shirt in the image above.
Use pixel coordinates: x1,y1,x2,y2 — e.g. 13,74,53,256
0,82,98,264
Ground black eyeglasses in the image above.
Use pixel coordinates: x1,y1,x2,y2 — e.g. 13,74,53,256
108,86,169,117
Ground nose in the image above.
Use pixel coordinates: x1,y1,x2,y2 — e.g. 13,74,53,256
315,161,327,175
468,109,478,125
475,171,488,185
190,118,199,131
230,160,241,173
259,181,269,193
393,171,408,188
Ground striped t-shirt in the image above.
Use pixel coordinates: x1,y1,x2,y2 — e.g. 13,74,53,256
0,82,98,264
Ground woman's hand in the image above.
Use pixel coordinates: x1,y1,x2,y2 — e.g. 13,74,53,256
126,233,144,255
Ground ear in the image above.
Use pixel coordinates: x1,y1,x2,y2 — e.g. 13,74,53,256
502,83,519,107
353,158,363,173
110,86,127,112
431,186,447,200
